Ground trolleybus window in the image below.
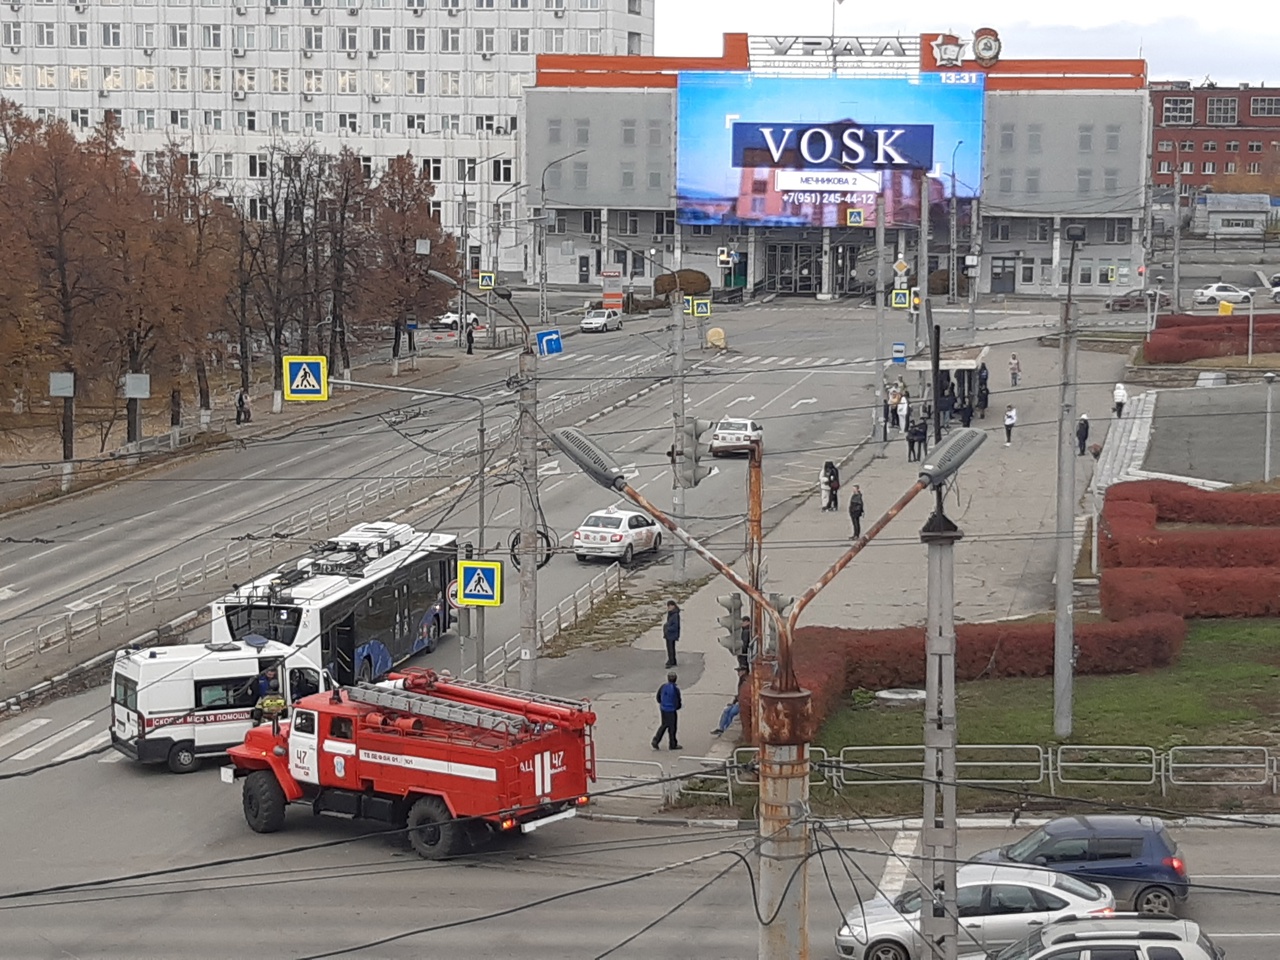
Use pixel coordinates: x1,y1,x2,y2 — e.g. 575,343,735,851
224,605,302,645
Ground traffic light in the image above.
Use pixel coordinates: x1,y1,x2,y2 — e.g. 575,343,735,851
764,592,796,651
716,593,743,653
909,287,921,318
678,417,715,488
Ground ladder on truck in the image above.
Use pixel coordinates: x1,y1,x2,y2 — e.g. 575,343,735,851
347,684,530,736
442,676,592,714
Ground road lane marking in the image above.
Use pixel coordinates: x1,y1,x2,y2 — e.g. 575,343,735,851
493,508,515,522
0,584,23,601
29,544,67,561
545,479,565,491
52,730,111,763
790,398,818,410
278,453,308,468
0,718,52,753
244,467,269,479
9,719,94,761
877,830,921,899
753,371,816,416
174,480,234,506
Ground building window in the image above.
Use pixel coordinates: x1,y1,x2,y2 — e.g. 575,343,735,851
1078,259,1093,285
1206,97,1238,125
475,27,495,53
572,161,588,189
204,109,224,130
407,70,427,94
1077,168,1092,194
102,22,122,46
1156,140,1173,152
1025,169,1040,195
574,118,589,145
369,26,390,51
271,111,293,133
492,157,513,182
509,28,529,53
1180,160,1193,174
1027,124,1042,154
336,70,357,94
547,118,562,144
136,108,156,130
68,66,89,90
1,65,21,88
656,211,674,235
691,225,712,237
998,123,1013,151
474,114,496,133
1251,97,1280,118
1078,125,1093,152
627,0,640,12
1179,139,1194,152
303,26,324,51
37,65,56,89
338,113,358,133
1157,160,1171,174
302,69,323,94
303,112,324,132
1103,168,1119,194
371,113,392,133
542,27,566,53
234,25,256,50
510,0,528,6
202,68,223,92
1026,218,1050,242
441,27,460,52
1248,141,1263,152
338,26,357,51
1021,258,1035,284
1105,219,1130,243
1226,140,1240,152
36,22,55,46
270,26,290,50
1202,161,1216,174
271,68,289,93
1105,125,1121,152
235,68,257,92
201,23,222,49
579,28,601,53
648,120,662,146
136,67,156,91
988,219,1010,242
1222,218,1258,229
997,168,1013,193
620,163,635,189
169,109,190,130
169,67,190,91
1226,161,1237,174
1202,141,1217,152
2,22,21,46
619,119,638,146
1248,161,1262,174
473,72,495,96
1162,97,1194,125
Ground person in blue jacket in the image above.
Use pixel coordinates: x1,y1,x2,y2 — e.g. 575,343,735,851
662,599,681,668
651,672,682,751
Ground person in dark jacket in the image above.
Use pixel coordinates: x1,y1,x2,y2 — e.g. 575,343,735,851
1076,414,1090,455
662,600,681,668
848,485,865,539
958,397,974,428
651,672,682,750
976,383,990,420
821,461,840,512
738,615,752,671
465,325,475,355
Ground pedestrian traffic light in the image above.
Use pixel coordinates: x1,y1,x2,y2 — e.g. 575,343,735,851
678,417,716,488
764,593,796,651
909,287,921,317
716,593,743,653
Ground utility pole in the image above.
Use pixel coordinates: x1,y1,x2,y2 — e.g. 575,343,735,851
919,483,962,960
918,169,930,349
1054,228,1084,738
747,440,764,673
1172,162,1182,312
875,191,887,442
968,197,980,340
948,141,962,305
670,287,687,583
459,169,471,351
548,424,986,960
516,334,539,689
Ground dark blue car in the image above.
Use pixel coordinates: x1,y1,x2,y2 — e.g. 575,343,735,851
971,815,1189,916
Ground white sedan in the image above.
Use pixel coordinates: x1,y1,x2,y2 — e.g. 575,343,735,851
579,309,623,333
709,418,764,456
1192,283,1253,305
431,311,481,330
572,508,661,564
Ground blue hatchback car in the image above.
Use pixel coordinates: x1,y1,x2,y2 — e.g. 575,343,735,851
971,815,1189,916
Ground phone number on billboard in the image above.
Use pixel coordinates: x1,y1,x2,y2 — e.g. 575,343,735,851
782,192,876,205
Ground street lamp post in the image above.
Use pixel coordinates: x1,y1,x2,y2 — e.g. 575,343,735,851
1249,289,1257,364
538,149,587,327
948,140,963,305
488,182,526,348
1266,372,1275,482
458,152,507,351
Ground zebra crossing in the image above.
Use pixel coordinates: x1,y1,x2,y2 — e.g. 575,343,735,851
715,354,871,368
0,716,124,766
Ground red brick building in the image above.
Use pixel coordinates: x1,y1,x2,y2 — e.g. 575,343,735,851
1150,82,1280,196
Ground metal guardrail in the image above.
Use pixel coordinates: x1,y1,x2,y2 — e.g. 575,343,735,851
2,354,667,672
594,758,674,804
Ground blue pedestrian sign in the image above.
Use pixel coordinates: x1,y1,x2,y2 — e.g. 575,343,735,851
282,356,328,402
536,329,563,357
890,289,910,310
692,299,712,318
683,296,693,315
846,209,865,226
457,560,503,607
892,342,907,364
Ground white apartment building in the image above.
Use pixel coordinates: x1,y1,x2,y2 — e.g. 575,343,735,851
0,0,652,276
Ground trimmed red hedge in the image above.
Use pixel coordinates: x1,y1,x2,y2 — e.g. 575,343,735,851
1145,316,1280,363
1155,312,1280,331
740,614,1186,740
1101,566,1280,619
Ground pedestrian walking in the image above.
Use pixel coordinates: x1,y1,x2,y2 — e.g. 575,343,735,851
465,325,475,356
976,383,990,420
711,667,750,737
978,362,989,389
737,616,752,671
848,485,864,539
662,600,681,668
940,386,955,430
1003,404,1017,446
888,388,901,429
1008,353,1021,388
1113,383,1128,419
820,461,840,511
896,395,910,434
958,397,974,428
906,421,919,462
1076,414,1090,455
914,418,930,458
651,672,682,751
235,388,251,425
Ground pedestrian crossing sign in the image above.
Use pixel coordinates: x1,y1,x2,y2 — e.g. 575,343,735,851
282,356,329,401
846,209,865,226
457,559,503,607
478,271,496,291
692,298,711,318
890,289,910,309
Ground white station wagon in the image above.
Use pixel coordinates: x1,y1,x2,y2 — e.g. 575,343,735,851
572,508,661,564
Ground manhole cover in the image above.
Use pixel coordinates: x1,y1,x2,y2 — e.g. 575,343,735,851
591,673,618,680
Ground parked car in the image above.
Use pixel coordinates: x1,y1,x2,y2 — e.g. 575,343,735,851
971,815,1189,915
579,308,623,333
1192,283,1252,305
961,915,1224,960
709,418,764,456
572,507,661,564
835,863,1114,960
1104,288,1173,312
430,311,480,331
1271,286,1280,303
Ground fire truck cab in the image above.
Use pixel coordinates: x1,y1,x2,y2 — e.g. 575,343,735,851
223,668,597,858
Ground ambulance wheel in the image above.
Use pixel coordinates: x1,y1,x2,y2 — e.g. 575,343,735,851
243,771,286,834
406,795,462,860
166,742,200,774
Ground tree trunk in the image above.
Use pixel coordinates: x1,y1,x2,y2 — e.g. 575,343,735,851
238,233,252,393
195,353,211,428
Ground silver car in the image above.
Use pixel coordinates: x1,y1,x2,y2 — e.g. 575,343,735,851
835,863,1115,960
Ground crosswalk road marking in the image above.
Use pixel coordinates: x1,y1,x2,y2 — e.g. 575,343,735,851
0,717,52,753
623,353,643,362
793,358,813,366
741,356,759,364
777,357,795,366
53,729,111,763
9,719,94,761
759,357,777,365
100,749,125,763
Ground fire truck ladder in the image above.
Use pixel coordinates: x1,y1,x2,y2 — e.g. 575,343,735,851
347,684,530,736
443,677,590,713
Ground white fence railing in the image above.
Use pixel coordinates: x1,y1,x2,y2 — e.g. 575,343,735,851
3,354,667,672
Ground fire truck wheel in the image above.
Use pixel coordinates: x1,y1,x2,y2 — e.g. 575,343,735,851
166,742,200,774
243,770,287,834
405,795,462,860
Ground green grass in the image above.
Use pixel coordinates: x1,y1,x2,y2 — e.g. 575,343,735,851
817,619,1280,754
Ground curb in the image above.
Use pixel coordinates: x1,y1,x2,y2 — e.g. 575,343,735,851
582,811,1280,831
3,610,201,714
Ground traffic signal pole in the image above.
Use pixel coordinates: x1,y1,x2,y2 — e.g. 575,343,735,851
670,287,687,583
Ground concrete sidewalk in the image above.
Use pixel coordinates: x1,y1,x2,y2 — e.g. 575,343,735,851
538,340,1127,809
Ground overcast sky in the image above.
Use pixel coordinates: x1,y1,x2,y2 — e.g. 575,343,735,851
653,0,1278,86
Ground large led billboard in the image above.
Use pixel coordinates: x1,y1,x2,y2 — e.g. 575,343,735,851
676,72,985,229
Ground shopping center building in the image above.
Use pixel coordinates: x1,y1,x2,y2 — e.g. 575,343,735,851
524,32,1150,300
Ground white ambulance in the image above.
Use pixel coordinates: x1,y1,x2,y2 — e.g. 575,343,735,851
110,638,325,773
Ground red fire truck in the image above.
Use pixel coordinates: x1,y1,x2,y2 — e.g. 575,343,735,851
222,668,597,858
